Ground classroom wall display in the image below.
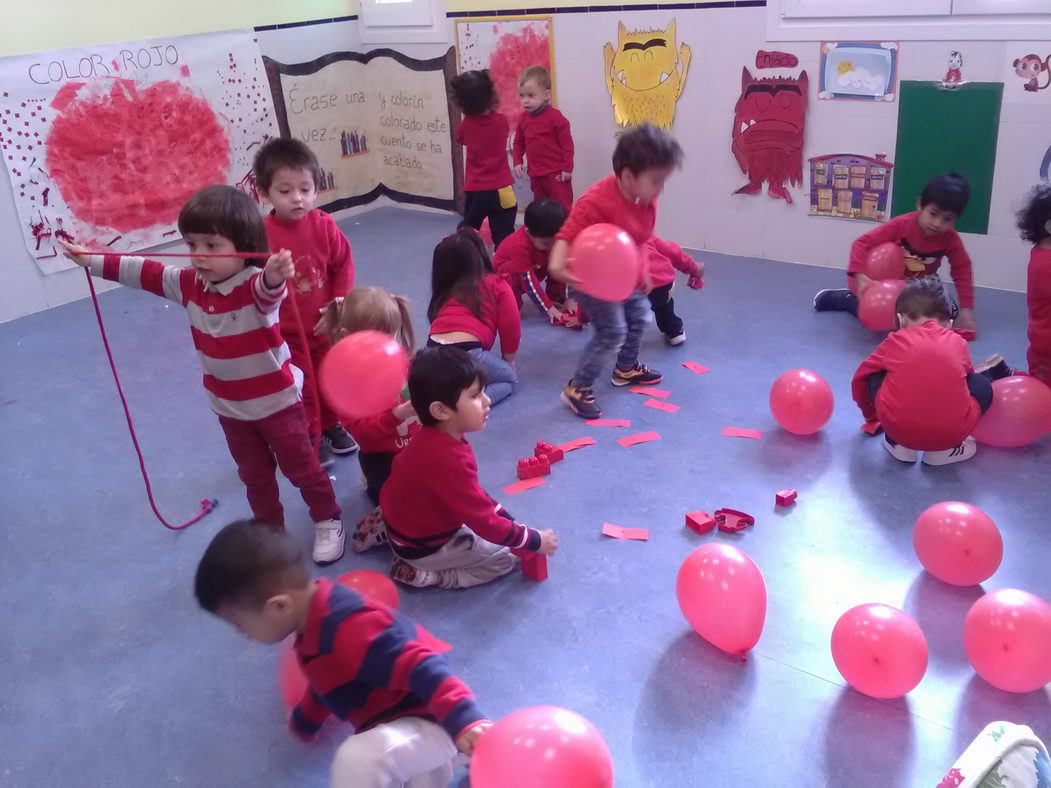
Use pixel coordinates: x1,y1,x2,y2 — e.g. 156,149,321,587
603,20,692,129
0,29,275,274
818,42,899,102
808,153,894,222
731,67,808,204
1003,44,1051,102
264,48,460,214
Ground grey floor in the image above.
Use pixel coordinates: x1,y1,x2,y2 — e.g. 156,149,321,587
2,206,1048,787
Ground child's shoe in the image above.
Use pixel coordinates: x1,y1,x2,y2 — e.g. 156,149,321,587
975,354,1013,381
665,330,686,346
323,424,359,455
561,381,602,419
317,440,335,468
883,437,918,463
391,558,441,588
922,439,977,466
612,363,663,387
313,518,345,564
814,288,859,314
353,507,389,553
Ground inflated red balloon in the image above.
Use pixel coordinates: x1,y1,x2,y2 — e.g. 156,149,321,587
913,502,1003,586
569,223,641,302
831,604,928,699
866,242,905,281
971,375,1051,448
769,368,835,435
676,543,767,656
278,637,308,710
319,330,409,418
336,569,399,609
858,279,907,331
471,706,614,788
964,589,1051,693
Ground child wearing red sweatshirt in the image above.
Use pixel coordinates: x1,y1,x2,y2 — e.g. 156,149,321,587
815,173,978,337
452,70,517,248
645,235,704,345
380,347,558,589
195,520,492,787
1017,183,1051,383
512,66,574,212
852,278,992,466
254,138,358,464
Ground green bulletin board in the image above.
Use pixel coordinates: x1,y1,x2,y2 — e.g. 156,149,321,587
891,81,1003,235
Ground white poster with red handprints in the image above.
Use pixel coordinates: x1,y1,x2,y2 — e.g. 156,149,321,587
0,29,276,274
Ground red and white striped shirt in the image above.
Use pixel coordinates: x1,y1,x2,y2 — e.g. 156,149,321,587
89,255,299,421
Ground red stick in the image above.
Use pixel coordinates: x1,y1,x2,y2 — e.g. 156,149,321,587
77,250,272,259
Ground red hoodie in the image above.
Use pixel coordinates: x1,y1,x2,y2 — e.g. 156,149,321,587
646,235,700,288
1027,246,1051,383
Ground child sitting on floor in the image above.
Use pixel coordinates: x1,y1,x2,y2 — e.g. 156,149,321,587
851,278,991,466
644,235,704,346
379,347,558,589
195,520,491,787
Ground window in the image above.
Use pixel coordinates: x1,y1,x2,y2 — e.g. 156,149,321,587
358,0,448,44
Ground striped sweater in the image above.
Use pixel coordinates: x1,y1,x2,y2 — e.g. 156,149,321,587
89,255,298,421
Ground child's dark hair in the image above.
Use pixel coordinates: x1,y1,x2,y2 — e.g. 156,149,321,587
895,277,954,324
612,124,684,176
1017,182,1051,244
408,346,487,427
194,520,310,614
524,199,566,238
253,137,322,192
178,185,269,262
451,70,496,116
427,228,495,322
919,173,970,217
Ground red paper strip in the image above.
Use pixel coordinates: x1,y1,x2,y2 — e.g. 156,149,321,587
586,419,631,427
643,399,680,413
558,437,597,452
683,361,710,374
630,386,671,398
722,427,762,439
601,523,650,541
503,477,546,495
617,430,661,447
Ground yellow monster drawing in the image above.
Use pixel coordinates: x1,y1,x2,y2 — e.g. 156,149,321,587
603,20,691,129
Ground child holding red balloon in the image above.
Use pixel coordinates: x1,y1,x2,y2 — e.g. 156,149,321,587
815,173,978,336
548,124,683,418
851,278,992,465
254,138,358,465
195,520,492,787
380,347,558,588
59,187,344,563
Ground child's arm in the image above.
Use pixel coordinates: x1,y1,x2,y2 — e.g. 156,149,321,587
59,240,191,305
251,250,294,314
325,218,355,298
945,232,977,332
555,112,574,181
289,688,333,741
651,236,704,288
850,341,894,422
848,215,907,294
512,115,526,178
521,270,562,319
343,404,413,447
493,277,522,361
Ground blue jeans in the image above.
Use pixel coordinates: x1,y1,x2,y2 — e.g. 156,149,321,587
470,347,518,405
570,291,650,387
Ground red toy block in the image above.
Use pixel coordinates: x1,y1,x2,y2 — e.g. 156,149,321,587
714,508,755,533
775,489,797,507
517,456,550,480
512,548,548,581
686,510,717,535
534,441,565,464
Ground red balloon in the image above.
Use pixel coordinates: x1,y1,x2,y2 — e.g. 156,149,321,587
831,604,928,699
964,589,1051,693
471,706,614,788
569,223,641,302
336,570,399,609
913,502,1003,586
278,637,308,710
971,375,1051,448
858,279,907,331
866,242,905,281
769,368,835,435
479,218,493,247
676,543,767,656
319,330,409,419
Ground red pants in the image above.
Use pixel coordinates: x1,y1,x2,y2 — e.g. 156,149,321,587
285,333,339,435
218,402,340,526
530,174,573,213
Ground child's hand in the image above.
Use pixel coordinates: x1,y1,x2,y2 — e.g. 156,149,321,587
956,307,977,335
313,297,344,337
514,164,525,179
57,238,91,267
537,529,559,555
263,249,295,288
456,721,492,755
557,171,572,182
392,400,416,421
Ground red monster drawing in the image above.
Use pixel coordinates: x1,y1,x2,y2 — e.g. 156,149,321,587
936,767,964,787
731,67,808,204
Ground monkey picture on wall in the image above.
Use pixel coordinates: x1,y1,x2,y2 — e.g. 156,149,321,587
1012,53,1051,92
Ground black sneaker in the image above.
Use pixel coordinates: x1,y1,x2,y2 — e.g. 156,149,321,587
814,288,859,314
323,424,359,455
318,440,335,469
612,363,663,387
561,381,602,419
975,354,1013,381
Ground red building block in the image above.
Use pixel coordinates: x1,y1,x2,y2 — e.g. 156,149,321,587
534,441,565,463
686,510,717,535
517,456,551,480
714,508,755,533
512,549,548,581
775,489,798,507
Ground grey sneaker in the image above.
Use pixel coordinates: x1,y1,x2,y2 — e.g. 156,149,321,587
665,330,686,346
323,424,359,455
561,381,602,419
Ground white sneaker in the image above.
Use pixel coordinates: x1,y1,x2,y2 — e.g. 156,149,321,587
922,439,977,466
882,437,918,463
312,519,345,564
666,330,686,346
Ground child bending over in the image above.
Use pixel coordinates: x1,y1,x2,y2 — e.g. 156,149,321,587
644,235,704,346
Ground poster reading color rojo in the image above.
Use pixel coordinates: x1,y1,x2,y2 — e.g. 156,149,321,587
0,29,275,274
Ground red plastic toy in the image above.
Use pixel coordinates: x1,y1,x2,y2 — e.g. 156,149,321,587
685,511,717,535
534,441,565,464
516,456,550,480
714,508,755,533
512,548,548,581
775,489,798,507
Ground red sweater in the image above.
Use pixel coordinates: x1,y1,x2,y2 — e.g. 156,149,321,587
851,321,979,451
848,212,975,308
454,113,513,192
511,105,574,177
265,210,354,346
290,578,487,741
429,274,521,354
1027,246,1051,383
380,426,542,558
345,396,420,454
647,235,699,288
493,226,556,311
